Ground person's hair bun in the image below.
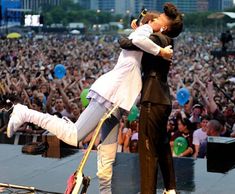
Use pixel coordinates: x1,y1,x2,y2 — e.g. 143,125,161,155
164,2,178,19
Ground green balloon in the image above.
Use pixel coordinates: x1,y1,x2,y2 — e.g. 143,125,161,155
80,88,89,107
128,105,139,121
173,137,188,156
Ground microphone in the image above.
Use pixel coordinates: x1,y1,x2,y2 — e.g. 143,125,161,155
136,8,148,26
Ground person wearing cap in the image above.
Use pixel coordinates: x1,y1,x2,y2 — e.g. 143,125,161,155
189,103,203,130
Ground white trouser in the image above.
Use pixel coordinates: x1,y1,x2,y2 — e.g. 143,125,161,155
20,107,79,146
21,100,107,146
97,143,118,194
19,100,121,194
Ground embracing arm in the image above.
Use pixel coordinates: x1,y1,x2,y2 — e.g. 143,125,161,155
119,30,173,60
132,36,161,56
119,34,162,52
118,37,139,50
118,24,154,51
133,31,173,59
130,24,163,55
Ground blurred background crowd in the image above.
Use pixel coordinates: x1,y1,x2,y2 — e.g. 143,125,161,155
0,30,234,158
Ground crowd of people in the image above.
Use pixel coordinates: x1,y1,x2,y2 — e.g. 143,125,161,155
0,29,234,158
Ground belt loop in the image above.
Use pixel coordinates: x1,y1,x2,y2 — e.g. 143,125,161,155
147,102,151,113
150,71,157,77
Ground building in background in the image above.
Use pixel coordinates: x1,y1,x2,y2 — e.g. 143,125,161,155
222,0,234,9
155,0,197,13
75,0,98,10
78,0,234,15
209,0,233,11
0,0,22,25
1,0,234,27
197,0,208,12
90,0,199,14
97,0,115,12
0,0,61,26
0,1,2,23
139,0,157,12
21,0,61,12
115,0,135,16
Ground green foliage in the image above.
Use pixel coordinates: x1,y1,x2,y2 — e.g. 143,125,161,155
183,10,235,31
224,6,235,12
41,0,234,31
49,7,65,24
184,12,215,29
41,0,122,26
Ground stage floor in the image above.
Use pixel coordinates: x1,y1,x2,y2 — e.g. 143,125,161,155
0,144,235,194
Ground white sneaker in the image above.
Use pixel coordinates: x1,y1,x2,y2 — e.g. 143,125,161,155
7,104,27,138
163,189,176,194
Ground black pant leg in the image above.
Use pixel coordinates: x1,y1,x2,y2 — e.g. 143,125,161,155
139,103,176,194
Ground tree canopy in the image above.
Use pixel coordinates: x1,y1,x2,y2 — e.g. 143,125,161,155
41,0,122,27
41,0,235,31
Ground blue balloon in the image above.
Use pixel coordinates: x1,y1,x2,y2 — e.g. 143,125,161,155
54,64,66,79
176,87,190,106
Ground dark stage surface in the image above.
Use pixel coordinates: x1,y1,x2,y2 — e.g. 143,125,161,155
0,144,235,194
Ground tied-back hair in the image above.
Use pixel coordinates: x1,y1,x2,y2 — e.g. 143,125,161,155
163,2,183,38
140,3,183,38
